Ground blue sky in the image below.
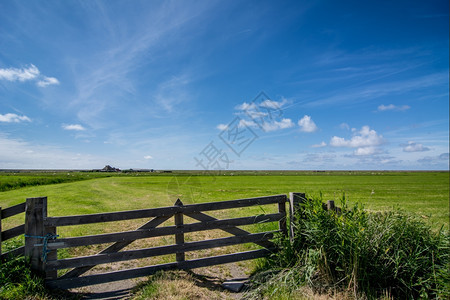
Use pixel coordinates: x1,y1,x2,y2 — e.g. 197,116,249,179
0,0,448,170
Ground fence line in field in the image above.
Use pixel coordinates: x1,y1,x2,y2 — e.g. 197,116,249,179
0,192,341,290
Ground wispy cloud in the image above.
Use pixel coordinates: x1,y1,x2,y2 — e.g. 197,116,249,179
144,155,153,160
303,72,448,108
230,96,294,132
37,76,60,87
0,64,59,87
402,141,430,152
0,113,31,123
311,141,327,148
0,64,39,81
378,104,410,112
298,115,318,133
262,118,294,132
62,124,86,131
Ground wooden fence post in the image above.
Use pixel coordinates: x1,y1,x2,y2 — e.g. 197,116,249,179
174,199,185,263
0,206,2,257
289,193,306,242
278,196,287,237
42,199,57,280
25,197,47,277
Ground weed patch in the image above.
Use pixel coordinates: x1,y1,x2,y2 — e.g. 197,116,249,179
247,196,449,299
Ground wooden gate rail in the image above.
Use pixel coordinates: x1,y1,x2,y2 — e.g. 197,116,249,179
0,201,26,260
44,194,286,227
21,194,289,289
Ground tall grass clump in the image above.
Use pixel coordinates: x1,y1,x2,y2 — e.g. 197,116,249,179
0,255,48,299
247,196,449,299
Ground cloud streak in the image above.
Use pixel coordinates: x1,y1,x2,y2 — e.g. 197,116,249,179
0,113,31,123
402,141,430,152
62,124,86,131
378,104,410,111
0,64,59,87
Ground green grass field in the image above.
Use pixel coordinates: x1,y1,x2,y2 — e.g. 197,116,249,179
1,171,448,230
0,171,448,299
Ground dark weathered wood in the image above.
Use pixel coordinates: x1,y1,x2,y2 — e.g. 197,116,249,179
25,197,46,276
47,231,276,271
186,212,275,250
289,192,306,241
174,199,185,263
46,249,269,290
1,202,26,219
47,213,283,250
278,201,287,236
178,249,271,270
1,224,25,241
1,246,25,261
0,207,2,257
44,226,58,280
44,194,287,227
60,215,171,279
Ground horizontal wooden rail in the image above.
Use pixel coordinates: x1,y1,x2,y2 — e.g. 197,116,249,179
47,231,277,271
45,195,286,227
45,213,283,249
0,246,25,261
1,224,25,241
60,215,171,279
46,249,270,290
1,202,26,219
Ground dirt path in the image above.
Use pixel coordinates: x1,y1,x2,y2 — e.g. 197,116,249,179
68,261,250,299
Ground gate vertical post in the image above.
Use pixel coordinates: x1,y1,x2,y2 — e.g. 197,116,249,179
277,196,288,237
25,197,46,277
289,193,306,242
43,200,57,280
174,199,185,263
0,206,2,257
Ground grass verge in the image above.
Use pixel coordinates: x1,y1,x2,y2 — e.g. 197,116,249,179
246,195,450,299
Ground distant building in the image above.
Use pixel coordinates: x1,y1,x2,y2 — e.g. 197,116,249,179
101,165,121,172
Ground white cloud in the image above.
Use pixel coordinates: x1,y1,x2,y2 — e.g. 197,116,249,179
0,113,31,123
402,141,430,152
239,119,258,128
235,102,257,111
298,115,318,133
378,104,410,111
37,76,60,87
353,146,383,156
62,124,86,131
312,141,327,148
217,124,228,130
262,118,294,132
144,155,153,159
0,64,59,87
0,64,39,82
330,126,384,148
259,98,288,109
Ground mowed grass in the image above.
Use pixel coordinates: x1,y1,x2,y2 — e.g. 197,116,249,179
0,171,448,232
0,171,448,299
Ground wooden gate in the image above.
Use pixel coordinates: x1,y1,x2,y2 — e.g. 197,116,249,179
19,194,289,289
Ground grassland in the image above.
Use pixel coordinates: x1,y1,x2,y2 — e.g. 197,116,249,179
0,170,448,298
1,170,447,230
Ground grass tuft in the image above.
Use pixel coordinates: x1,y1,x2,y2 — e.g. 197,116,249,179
246,195,449,299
